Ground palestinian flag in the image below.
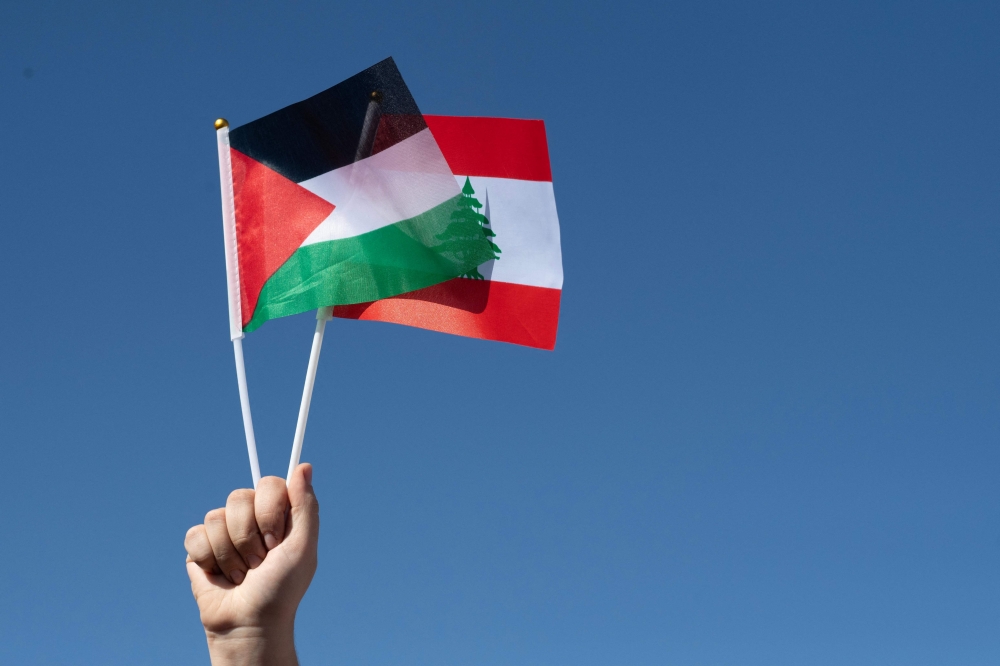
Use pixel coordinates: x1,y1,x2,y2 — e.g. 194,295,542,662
215,58,494,339
333,116,563,350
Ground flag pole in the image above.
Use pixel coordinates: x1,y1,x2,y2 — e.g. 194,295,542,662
233,338,262,488
286,306,332,483
216,117,262,489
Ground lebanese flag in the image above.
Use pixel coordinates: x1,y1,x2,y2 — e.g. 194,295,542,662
333,116,563,350
216,58,495,339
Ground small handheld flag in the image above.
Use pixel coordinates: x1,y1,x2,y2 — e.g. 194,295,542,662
334,115,563,350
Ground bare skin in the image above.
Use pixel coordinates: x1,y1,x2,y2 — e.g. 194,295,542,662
184,463,319,666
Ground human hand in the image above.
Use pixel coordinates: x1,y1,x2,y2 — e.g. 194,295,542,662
184,464,319,666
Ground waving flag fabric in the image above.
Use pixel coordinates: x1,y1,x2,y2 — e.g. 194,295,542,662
218,58,495,336
333,115,563,350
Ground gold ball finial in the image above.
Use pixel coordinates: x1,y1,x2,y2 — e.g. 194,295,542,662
214,118,229,130
370,91,383,103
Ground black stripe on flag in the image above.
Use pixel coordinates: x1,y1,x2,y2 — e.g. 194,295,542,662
229,57,427,184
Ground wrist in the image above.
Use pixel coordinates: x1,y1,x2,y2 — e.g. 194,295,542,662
205,624,298,666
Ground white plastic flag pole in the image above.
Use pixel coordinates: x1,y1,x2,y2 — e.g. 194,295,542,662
286,307,333,483
216,117,261,489
233,338,262,489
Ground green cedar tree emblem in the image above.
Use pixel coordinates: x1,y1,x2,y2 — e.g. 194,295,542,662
434,177,501,279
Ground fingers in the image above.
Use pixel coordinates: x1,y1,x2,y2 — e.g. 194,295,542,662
285,463,320,551
204,508,248,584
183,469,318,591
226,489,267,569
184,524,218,573
254,476,289,550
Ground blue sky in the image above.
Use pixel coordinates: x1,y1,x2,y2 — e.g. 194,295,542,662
1,1,998,664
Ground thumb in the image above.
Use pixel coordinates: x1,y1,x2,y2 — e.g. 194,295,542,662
285,463,319,549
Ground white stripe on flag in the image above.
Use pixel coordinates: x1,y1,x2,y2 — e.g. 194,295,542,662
457,175,563,290
299,128,460,246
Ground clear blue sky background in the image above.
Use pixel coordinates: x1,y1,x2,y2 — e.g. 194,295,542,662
1,1,998,664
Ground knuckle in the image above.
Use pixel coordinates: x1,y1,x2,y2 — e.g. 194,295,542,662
228,488,254,506
191,551,213,567
205,508,226,524
258,476,285,490
184,525,203,544
256,505,287,526
230,529,260,550
184,540,201,556
212,544,238,564
227,518,252,536
185,537,211,561
255,507,283,526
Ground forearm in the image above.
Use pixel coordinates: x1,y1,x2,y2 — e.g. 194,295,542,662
206,625,298,666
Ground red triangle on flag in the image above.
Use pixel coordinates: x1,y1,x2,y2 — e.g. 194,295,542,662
231,148,336,328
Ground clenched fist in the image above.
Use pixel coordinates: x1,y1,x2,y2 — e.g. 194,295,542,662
184,463,319,666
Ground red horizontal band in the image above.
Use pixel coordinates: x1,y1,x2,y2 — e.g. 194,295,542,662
425,115,553,182
333,278,560,350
